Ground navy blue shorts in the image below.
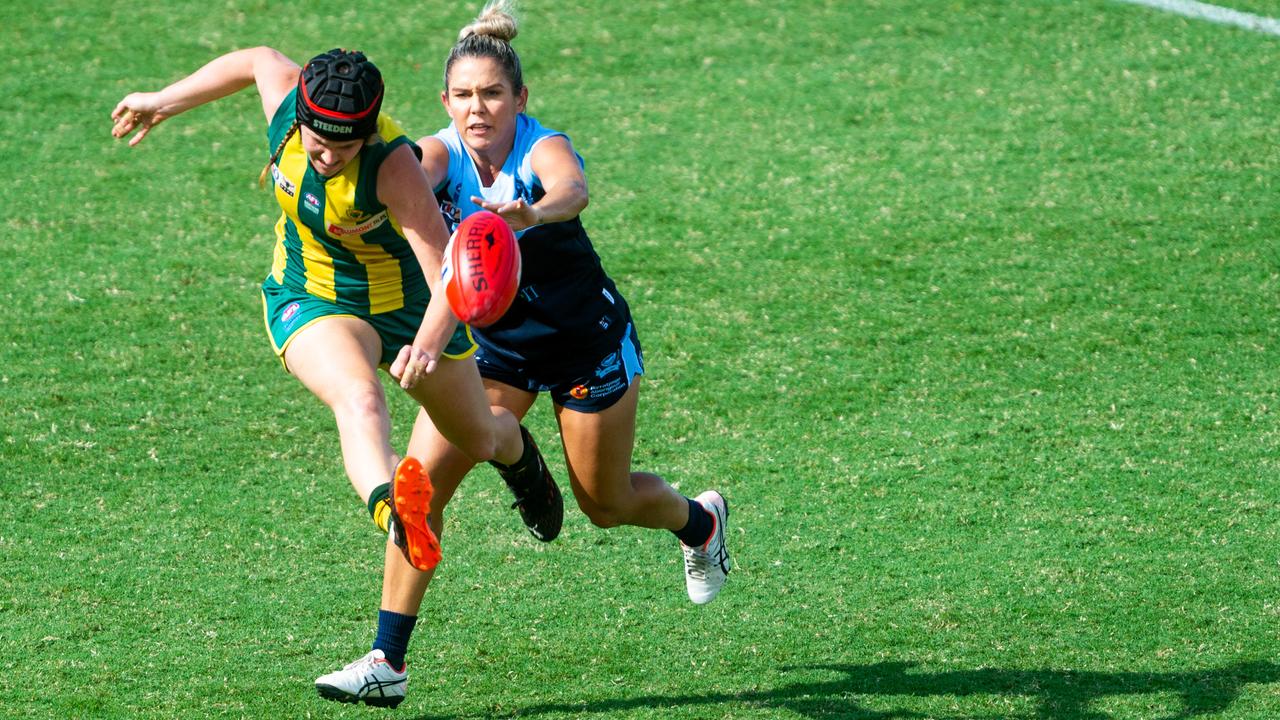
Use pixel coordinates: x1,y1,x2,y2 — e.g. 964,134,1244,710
476,322,645,412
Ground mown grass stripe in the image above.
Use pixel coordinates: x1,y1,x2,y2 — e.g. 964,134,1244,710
1113,0,1280,36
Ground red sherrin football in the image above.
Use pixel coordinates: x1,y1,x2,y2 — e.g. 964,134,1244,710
442,211,521,328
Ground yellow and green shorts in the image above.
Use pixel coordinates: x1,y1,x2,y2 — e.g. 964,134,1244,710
260,278,476,369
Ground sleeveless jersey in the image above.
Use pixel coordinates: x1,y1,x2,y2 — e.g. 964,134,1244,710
266,88,427,314
432,114,629,377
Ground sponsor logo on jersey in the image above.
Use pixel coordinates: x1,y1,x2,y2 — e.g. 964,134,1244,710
303,192,321,214
439,200,460,227
327,211,389,236
270,165,296,197
570,384,590,400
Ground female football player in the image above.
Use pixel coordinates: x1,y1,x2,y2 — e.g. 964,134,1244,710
340,0,734,705
111,46,560,708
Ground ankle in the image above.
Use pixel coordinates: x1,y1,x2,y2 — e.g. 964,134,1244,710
368,482,392,533
672,496,714,548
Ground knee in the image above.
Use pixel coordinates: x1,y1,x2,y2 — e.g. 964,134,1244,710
576,471,654,529
333,382,388,425
578,497,630,529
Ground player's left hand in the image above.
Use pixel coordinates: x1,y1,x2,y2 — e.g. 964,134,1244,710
390,345,437,389
470,196,542,232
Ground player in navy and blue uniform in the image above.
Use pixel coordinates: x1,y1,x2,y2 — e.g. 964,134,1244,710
112,44,559,708
364,3,734,687
430,111,640,408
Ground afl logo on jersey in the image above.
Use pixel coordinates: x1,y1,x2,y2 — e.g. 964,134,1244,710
303,192,321,214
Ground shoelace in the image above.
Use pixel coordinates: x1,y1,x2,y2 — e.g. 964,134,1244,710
344,654,378,672
684,545,712,580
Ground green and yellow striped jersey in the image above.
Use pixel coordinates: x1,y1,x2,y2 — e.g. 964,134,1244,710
265,88,427,314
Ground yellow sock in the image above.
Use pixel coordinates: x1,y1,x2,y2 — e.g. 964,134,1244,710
368,482,392,534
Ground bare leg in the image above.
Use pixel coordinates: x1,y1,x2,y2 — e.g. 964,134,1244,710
555,380,689,531
283,316,395,503
557,379,730,605
401,355,525,466
381,380,539,614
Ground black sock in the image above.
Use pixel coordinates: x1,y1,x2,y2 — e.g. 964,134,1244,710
673,496,714,547
373,609,417,670
490,426,534,472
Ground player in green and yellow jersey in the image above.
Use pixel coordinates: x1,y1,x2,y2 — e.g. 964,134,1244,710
112,47,562,708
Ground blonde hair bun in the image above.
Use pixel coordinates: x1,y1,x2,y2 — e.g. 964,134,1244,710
459,0,519,42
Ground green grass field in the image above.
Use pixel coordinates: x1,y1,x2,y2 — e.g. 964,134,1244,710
4,0,1280,717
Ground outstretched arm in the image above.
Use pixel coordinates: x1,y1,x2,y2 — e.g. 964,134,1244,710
111,47,300,146
469,135,588,231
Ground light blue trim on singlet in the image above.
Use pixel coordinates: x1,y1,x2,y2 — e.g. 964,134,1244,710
432,114,584,238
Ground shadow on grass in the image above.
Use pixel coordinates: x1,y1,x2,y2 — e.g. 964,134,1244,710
411,659,1279,719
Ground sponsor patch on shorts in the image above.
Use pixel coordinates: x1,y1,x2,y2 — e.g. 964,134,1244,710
281,301,301,328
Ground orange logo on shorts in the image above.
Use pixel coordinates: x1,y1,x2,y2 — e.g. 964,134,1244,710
570,385,590,400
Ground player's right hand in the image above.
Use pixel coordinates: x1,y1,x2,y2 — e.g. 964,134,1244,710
390,345,438,390
111,92,166,146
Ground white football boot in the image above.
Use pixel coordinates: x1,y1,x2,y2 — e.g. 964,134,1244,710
682,490,731,604
315,649,407,708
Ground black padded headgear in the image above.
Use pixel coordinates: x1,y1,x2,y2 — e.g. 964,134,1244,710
296,49,384,140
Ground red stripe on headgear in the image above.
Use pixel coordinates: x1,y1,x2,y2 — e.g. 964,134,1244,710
297,76,383,121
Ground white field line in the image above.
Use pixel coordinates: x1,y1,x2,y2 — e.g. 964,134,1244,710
1113,0,1280,36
